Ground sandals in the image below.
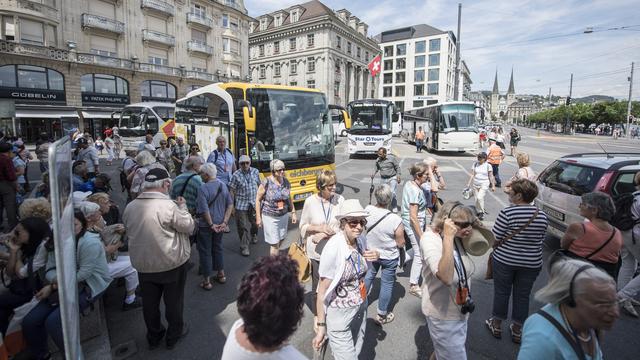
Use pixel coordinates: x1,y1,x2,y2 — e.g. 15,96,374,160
199,281,213,291
375,312,395,325
510,323,522,344
408,285,422,298
215,273,227,284
485,318,502,339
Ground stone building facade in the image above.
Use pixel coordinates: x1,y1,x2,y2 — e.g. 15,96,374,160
248,0,380,107
0,0,251,141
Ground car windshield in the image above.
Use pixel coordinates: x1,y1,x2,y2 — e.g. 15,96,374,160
439,104,477,132
247,88,334,168
538,161,605,196
348,103,392,134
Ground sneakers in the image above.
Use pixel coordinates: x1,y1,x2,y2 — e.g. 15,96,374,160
375,312,395,325
621,298,639,317
241,248,250,257
409,285,422,298
122,297,142,311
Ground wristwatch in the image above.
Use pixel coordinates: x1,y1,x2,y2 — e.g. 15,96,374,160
316,322,326,327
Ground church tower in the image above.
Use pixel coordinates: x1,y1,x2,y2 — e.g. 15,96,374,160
491,70,499,117
507,68,516,106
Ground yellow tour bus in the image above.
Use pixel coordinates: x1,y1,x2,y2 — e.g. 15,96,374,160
175,82,336,202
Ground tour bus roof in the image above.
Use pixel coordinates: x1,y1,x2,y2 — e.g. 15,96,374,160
219,82,324,94
348,99,394,105
126,102,175,108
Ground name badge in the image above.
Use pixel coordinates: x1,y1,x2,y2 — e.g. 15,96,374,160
277,200,285,210
359,279,366,301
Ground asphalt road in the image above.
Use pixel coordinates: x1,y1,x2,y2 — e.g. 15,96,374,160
95,127,639,360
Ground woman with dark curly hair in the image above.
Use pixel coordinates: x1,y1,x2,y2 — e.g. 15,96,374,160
221,254,306,359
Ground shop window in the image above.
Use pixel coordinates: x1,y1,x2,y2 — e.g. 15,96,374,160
140,80,176,101
0,65,16,87
0,65,65,92
81,74,129,95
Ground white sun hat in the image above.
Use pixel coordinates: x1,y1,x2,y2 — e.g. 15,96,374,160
335,199,369,220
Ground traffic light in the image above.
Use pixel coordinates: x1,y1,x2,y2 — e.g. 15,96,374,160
566,97,571,105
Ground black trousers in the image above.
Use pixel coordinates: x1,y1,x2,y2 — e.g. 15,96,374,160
138,262,188,344
0,291,32,336
310,259,320,315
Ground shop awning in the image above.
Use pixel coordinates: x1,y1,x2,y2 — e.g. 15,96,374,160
81,111,114,119
15,109,79,118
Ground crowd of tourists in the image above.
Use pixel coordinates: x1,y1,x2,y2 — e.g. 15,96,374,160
0,128,638,360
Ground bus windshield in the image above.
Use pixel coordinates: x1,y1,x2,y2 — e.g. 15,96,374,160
348,103,392,134
247,88,334,167
153,106,175,121
439,104,477,132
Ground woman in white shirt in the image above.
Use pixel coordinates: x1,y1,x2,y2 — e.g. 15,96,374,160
421,202,478,360
466,153,496,220
312,200,379,360
504,152,536,195
364,184,405,324
221,255,307,360
299,170,344,322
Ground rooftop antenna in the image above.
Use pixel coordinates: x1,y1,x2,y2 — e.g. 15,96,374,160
597,143,613,158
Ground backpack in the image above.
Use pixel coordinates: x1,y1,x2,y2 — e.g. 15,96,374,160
611,192,640,231
119,158,136,192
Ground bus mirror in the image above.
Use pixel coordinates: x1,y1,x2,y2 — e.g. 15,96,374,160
243,107,256,131
342,110,351,129
392,113,400,122
237,100,254,117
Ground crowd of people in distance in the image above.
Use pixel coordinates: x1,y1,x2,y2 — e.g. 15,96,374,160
0,125,638,360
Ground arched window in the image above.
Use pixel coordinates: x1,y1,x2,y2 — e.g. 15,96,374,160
80,74,129,105
0,65,65,104
140,80,176,102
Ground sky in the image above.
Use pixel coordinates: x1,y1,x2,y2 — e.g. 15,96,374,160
244,0,640,100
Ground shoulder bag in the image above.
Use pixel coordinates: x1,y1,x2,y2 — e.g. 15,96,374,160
288,236,312,283
486,209,539,279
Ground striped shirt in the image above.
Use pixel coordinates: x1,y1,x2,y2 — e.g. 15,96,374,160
492,205,549,268
171,171,204,213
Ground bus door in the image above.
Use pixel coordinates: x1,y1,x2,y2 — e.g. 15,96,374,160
328,104,350,136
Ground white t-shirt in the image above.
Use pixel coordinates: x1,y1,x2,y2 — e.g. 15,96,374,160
18,242,48,278
472,162,492,186
221,319,307,360
365,205,402,260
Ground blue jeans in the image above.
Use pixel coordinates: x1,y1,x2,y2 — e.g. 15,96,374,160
22,289,95,358
491,258,541,325
491,163,502,187
364,257,399,315
197,227,224,277
416,139,424,152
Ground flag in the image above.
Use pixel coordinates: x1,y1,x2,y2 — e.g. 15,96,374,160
368,55,381,77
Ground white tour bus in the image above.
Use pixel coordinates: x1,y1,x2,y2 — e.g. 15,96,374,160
114,102,175,150
401,101,479,152
345,99,399,155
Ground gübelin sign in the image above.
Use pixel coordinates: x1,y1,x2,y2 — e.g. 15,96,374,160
0,88,66,105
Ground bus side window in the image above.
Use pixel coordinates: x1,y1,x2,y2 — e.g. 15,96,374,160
227,88,247,156
146,113,159,134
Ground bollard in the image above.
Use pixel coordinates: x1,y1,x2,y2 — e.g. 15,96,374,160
537,129,540,137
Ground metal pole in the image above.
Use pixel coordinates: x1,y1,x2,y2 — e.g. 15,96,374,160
548,87,552,105
567,74,573,134
626,62,634,139
453,3,462,101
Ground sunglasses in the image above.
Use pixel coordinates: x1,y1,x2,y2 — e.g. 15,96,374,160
275,168,285,172
240,162,250,165
346,219,367,228
454,221,473,229
191,147,199,151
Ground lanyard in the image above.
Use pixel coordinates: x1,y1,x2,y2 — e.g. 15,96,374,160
453,239,469,289
320,195,332,224
349,250,363,278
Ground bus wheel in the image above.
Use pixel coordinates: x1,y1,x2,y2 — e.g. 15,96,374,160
341,129,348,137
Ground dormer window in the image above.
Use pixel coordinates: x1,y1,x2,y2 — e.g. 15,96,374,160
274,15,283,27
290,10,299,23
260,18,268,31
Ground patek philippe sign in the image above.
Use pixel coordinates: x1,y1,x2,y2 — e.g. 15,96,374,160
0,88,66,104
82,93,130,106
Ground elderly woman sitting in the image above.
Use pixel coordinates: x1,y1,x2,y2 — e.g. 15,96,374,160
518,258,620,359
561,192,623,279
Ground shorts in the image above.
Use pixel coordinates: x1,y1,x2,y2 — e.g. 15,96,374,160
426,316,468,359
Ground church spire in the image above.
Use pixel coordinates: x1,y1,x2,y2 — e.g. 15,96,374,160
507,67,515,94
492,70,499,94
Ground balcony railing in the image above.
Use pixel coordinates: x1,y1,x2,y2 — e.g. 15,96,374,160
142,29,175,47
187,13,214,29
187,41,213,55
0,39,71,61
76,53,134,70
141,0,175,17
138,63,182,76
184,71,217,81
81,14,125,34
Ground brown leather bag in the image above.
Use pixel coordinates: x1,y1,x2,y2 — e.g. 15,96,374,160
486,209,539,279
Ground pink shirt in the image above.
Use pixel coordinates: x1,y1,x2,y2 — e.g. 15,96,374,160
569,221,622,263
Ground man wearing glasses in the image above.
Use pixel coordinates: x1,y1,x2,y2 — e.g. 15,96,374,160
207,136,237,187
229,155,261,256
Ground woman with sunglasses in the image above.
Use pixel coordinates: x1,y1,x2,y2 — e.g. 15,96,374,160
181,143,205,174
312,199,379,359
401,162,431,298
155,139,175,176
486,179,548,344
299,170,344,324
421,201,477,360
256,159,297,256
465,152,496,220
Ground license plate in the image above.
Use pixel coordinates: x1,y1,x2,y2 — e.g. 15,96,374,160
294,192,313,201
364,142,376,146
543,205,565,222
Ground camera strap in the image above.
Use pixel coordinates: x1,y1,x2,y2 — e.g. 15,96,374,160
453,239,470,292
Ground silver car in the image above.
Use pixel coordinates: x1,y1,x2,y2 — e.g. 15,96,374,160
535,153,640,238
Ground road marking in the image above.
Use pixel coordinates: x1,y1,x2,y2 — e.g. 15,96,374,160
336,159,353,168
450,159,507,207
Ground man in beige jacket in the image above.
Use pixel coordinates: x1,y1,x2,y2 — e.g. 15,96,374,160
123,167,195,350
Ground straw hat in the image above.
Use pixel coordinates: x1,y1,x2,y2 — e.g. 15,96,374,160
462,222,496,256
335,199,369,220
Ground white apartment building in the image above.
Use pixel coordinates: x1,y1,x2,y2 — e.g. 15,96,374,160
248,0,380,106
0,0,251,141
375,24,457,111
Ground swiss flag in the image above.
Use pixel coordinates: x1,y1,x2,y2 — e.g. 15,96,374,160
368,54,382,77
